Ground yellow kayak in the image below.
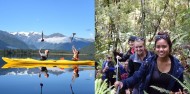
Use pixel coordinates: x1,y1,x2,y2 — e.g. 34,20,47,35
2,57,95,66
2,63,72,69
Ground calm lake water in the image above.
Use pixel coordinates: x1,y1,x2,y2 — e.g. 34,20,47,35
0,55,95,94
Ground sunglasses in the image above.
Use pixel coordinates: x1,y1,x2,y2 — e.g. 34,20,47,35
135,37,145,41
155,35,169,40
107,57,112,59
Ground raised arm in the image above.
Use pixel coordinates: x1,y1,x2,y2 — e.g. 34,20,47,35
72,46,77,52
119,51,131,62
39,49,42,56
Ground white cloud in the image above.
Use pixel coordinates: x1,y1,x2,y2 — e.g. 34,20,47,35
90,33,95,39
38,37,71,44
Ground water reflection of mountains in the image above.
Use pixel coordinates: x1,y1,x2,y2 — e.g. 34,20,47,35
0,67,94,76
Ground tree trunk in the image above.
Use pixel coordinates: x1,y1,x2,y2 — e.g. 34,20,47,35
140,0,146,38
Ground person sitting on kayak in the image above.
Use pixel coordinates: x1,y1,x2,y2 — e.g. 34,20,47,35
72,46,79,61
39,67,49,78
39,49,49,60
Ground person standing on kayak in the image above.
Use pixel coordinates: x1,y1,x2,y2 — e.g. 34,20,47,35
72,46,79,61
39,49,49,60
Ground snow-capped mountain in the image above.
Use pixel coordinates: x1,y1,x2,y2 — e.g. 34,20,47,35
0,30,29,49
11,31,41,37
9,31,94,50
0,68,65,76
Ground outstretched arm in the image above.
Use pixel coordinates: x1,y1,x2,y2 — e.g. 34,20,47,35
122,61,150,89
39,49,42,56
72,46,77,52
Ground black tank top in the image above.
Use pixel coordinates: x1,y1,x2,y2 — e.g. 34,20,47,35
147,62,173,94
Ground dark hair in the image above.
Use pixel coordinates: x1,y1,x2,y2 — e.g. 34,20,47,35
46,73,49,78
76,73,79,77
106,54,112,58
128,36,137,42
155,31,172,53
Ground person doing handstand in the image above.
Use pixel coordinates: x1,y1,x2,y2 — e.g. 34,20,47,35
72,46,79,61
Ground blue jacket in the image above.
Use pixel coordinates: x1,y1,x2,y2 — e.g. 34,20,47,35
119,65,129,80
122,55,184,93
102,61,116,80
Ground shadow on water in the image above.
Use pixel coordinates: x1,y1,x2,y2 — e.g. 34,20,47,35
40,83,43,94
70,83,74,94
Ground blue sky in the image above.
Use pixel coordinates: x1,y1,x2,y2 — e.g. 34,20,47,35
0,0,94,39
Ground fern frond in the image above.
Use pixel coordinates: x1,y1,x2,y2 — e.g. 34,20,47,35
150,85,170,94
103,85,114,94
169,74,190,92
143,90,148,94
95,79,112,94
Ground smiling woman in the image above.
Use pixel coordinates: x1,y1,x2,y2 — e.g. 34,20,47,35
114,31,185,94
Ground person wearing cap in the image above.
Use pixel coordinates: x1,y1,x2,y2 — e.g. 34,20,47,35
102,55,116,87
114,35,137,62
39,49,49,60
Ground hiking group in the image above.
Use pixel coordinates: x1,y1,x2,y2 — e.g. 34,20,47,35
97,31,187,94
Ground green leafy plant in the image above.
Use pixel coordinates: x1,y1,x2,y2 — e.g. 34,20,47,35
143,91,148,94
97,59,104,69
150,86,170,94
170,74,190,93
95,79,114,94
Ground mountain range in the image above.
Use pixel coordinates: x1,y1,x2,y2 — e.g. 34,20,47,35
0,30,94,51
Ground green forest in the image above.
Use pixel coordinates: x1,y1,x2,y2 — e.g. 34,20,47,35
95,0,190,94
0,43,95,58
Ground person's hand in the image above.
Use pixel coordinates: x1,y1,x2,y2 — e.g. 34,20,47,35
125,89,131,94
172,89,183,94
114,81,123,90
103,66,108,72
115,65,119,68
105,66,109,69
116,55,121,59
174,89,184,94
